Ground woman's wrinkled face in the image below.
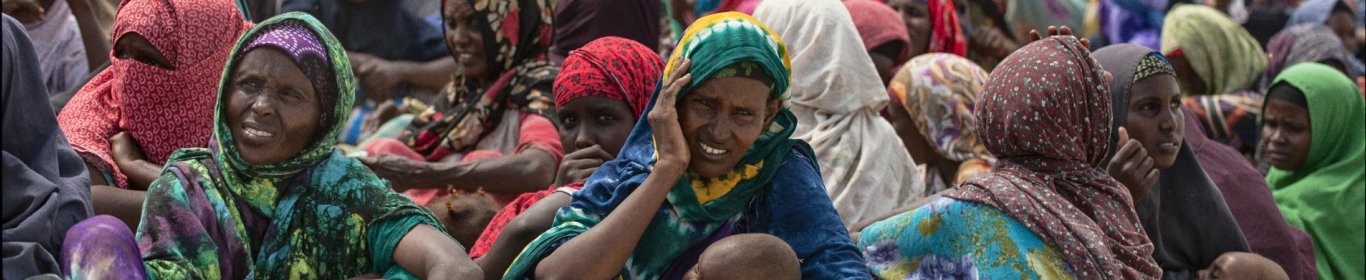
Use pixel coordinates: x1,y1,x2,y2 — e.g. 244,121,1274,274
886,0,932,57
678,77,781,178
227,48,322,165
1260,86,1312,171
114,32,175,70
446,0,489,80
1168,55,1208,95
1125,74,1185,169
557,96,638,156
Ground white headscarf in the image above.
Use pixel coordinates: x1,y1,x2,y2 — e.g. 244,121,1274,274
753,0,925,226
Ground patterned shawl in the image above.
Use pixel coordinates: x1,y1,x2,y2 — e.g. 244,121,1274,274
135,14,445,279
57,0,249,189
399,0,558,161
552,36,663,118
753,0,925,226
502,12,851,279
1265,63,1366,280
943,36,1161,279
1161,4,1267,96
1093,44,1251,278
889,53,994,186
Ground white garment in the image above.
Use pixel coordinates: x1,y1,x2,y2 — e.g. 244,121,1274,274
753,0,925,227
23,0,88,95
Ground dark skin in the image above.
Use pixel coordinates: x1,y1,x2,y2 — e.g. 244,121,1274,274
92,32,178,228
1169,55,1209,95
1260,86,1312,171
883,100,958,183
1327,9,1357,54
868,42,904,86
1198,252,1290,280
474,96,639,280
360,0,557,195
1106,74,1183,201
885,0,932,57
226,48,479,279
534,59,782,279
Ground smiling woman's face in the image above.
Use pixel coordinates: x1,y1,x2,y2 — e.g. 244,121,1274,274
445,0,489,81
226,48,322,165
678,77,780,178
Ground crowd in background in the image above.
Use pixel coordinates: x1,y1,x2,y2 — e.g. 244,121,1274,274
3,0,1363,278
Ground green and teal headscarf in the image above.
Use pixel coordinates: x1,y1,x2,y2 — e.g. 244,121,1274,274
503,12,796,279
1263,63,1365,280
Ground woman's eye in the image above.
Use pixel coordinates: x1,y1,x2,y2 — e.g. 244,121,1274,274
596,114,616,123
560,116,577,126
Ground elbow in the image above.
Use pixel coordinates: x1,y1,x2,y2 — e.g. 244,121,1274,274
452,261,484,280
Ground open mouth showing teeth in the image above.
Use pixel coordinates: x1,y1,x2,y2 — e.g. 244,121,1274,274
700,143,728,155
244,127,274,138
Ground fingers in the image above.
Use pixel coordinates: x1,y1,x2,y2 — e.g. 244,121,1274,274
1047,26,1059,37
580,145,616,161
1118,127,1130,144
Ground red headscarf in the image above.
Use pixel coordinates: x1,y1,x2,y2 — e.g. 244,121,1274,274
58,0,249,189
927,0,967,56
553,36,663,117
844,0,912,68
943,36,1160,279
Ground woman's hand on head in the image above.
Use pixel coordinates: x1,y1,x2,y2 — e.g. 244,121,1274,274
1027,25,1091,49
649,59,693,174
554,144,614,187
1106,127,1159,202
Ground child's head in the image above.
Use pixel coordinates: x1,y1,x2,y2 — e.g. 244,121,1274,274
684,233,800,280
425,192,499,247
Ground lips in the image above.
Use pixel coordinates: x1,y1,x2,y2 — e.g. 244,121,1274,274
1154,139,1181,154
697,142,730,161
237,120,278,146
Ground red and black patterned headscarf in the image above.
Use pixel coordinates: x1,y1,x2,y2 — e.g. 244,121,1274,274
944,36,1161,279
553,36,663,117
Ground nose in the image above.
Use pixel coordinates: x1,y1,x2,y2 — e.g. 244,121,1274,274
705,117,731,143
1159,108,1178,132
249,92,274,117
572,128,596,150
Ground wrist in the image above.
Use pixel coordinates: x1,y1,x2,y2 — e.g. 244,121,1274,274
653,161,688,176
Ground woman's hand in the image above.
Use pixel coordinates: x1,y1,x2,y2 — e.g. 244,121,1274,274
1107,127,1159,201
110,131,161,189
1027,25,1091,49
361,100,400,137
360,154,437,192
649,59,692,174
554,144,615,187
1199,252,1289,280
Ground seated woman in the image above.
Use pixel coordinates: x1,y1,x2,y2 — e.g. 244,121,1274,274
1263,24,1360,91
59,13,479,279
753,0,925,227
468,36,663,278
1163,4,1268,159
858,36,1161,279
359,0,562,208
1093,44,1290,279
843,0,912,85
56,0,250,228
885,53,995,194
501,12,868,279
1261,63,1365,280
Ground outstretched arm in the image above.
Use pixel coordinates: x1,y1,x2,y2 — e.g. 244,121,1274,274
393,224,483,280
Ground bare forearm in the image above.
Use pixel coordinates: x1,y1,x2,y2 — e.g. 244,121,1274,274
121,160,162,190
65,0,109,68
420,148,557,194
92,184,146,229
398,58,456,91
476,193,569,280
394,224,482,279
534,165,683,279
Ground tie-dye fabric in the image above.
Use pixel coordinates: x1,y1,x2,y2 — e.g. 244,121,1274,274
502,12,868,280
943,36,1161,279
859,196,1075,279
64,14,450,279
889,53,995,190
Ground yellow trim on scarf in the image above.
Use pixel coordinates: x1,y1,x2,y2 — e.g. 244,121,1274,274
690,161,764,204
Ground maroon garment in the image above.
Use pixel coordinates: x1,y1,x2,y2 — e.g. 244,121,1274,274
1183,108,1319,280
549,0,660,63
943,36,1160,279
